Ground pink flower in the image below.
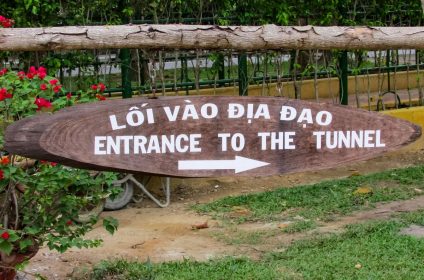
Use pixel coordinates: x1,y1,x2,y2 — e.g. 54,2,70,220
66,93,72,100
53,85,62,93
1,156,10,165
98,83,106,92
96,94,106,101
49,79,58,85
0,16,14,28
26,72,35,79
34,97,52,110
0,68,7,76
0,88,12,101
18,71,25,80
40,84,47,90
40,160,57,166
1,231,9,240
29,66,37,73
91,84,98,91
38,66,47,74
38,72,46,80
1,19,13,28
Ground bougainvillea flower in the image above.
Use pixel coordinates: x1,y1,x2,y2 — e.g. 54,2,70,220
98,83,106,92
0,88,12,101
38,72,46,80
1,19,13,28
26,72,35,79
49,79,59,85
0,15,14,28
40,160,57,166
53,85,62,93
34,97,52,110
96,94,106,101
38,66,47,74
29,66,37,73
1,231,9,240
18,71,25,80
0,156,10,165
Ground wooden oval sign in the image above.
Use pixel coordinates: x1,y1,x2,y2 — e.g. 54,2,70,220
5,96,421,177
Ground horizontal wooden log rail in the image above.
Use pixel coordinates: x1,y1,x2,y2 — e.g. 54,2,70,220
1,25,424,51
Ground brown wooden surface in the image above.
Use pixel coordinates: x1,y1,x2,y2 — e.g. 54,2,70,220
5,96,421,178
1,25,424,51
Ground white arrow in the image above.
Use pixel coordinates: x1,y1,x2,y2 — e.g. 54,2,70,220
178,156,270,174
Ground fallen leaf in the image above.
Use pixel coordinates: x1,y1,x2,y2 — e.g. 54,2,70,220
278,222,291,229
229,206,251,217
349,171,361,177
191,221,208,230
353,185,373,196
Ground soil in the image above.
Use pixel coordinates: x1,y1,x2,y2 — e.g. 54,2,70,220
22,135,424,279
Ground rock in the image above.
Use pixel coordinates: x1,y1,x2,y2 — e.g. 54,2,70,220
355,263,362,269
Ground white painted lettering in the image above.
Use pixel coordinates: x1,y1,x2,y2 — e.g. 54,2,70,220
231,133,245,152
126,110,144,127
254,104,270,119
228,103,244,118
109,115,126,130
182,104,199,120
313,131,325,149
164,106,180,121
94,136,107,155
280,106,297,121
316,111,332,126
375,130,386,147
200,103,218,119
218,133,231,151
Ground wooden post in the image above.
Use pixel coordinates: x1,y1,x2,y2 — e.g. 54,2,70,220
2,25,424,51
339,51,348,105
238,53,248,96
120,49,132,98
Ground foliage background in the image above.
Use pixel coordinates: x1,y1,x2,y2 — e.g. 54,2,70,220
0,0,422,27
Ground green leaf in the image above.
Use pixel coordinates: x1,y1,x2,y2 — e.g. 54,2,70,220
15,260,29,271
25,227,41,235
0,240,13,255
103,217,119,235
19,239,33,251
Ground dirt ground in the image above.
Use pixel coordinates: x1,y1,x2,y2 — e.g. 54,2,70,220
23,135,424,279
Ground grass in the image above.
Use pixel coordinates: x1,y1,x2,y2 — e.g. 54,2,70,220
193,165,424,222
212,228,280,245
88,210,424,280
281,220,317,233
89,257,284,280
85,166,424,280
269,210,424,280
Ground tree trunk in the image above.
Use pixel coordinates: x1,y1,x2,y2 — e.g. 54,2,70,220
1,25,424,51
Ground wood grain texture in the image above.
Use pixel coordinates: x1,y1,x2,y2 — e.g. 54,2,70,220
5,96,421,178
1,25,424,51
